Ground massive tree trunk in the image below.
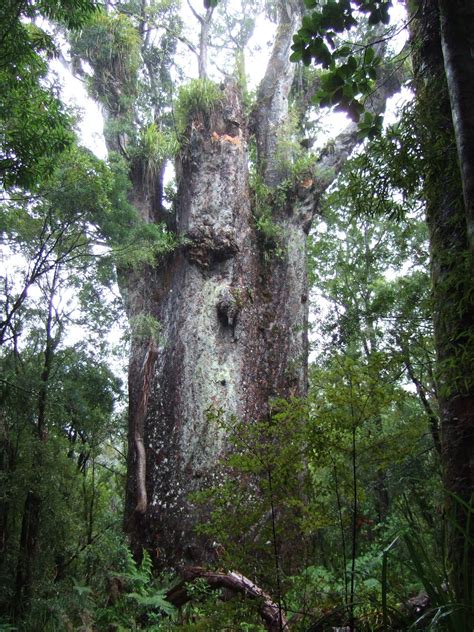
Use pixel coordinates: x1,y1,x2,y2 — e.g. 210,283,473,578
123,83,270,567
409,0,474,616
123,89,315,569
79,0,402,571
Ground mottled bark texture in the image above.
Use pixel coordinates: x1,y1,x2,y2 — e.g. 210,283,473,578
118,0,315,569
409,0,474,614
123,80,313,569
119,3,401,569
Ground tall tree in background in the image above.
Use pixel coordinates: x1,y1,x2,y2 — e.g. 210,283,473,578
291,0,474,615
71,0,400,570
0,0,128,610
0,0,98,188
407,0,474,615
0,146,124,608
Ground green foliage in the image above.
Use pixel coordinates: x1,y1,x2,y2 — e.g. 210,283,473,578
44,145,114,226
115,221,182,268
137,122,179,166
10,0,98,30
290,0,393,132
133,123,179,191
130,313,162,344
99,549,177,626
70,11,141,114
0,32,73,189
2,1,469,629
0,0,98,188
410,72,474,406
254,212,283,254
162,587,266,631
188,115,442,628
0,144,125,349
249,109,321,259
46,147,181,267
249,172,286,257
1,536,179,631
193,400,312,587
273,108,318,179
52,347,122,439
174,79,223,137
402,494,474,631
192,368,436,628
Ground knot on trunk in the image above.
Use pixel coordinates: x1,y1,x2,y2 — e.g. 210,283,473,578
185,225,238,267
217,289,240,328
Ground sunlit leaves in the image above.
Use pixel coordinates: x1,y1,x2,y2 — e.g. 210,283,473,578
0,0,98,188
291,0,393,132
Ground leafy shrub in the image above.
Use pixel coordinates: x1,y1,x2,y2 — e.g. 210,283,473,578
174,79,222,137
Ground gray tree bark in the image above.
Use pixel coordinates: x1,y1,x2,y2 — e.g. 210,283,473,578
438,0,474,254
87,1,401,570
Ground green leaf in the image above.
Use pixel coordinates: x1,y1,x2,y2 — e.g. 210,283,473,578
347,55,358,74
127,591,176,615
368,66,378,80
346,99,364,121
336,45,352,58
364,46,376,64
342,83,354,99
290,50,302,62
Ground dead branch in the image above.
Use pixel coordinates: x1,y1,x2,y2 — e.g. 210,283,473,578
166,566,290,632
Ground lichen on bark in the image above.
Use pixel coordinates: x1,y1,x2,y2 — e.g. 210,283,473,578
71,0,402,572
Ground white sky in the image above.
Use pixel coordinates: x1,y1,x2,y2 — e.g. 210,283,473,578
51,0,408,159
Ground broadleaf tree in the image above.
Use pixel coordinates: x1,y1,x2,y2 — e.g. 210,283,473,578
292,0,474,618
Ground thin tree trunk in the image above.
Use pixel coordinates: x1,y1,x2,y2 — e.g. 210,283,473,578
400,341,441,455
438,0,474,254
14,267,59,607
198,8,213,79
362,230,390,522
14,490,41,608
0,411,13,561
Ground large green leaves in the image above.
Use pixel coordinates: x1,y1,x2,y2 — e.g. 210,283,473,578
291,0,393,133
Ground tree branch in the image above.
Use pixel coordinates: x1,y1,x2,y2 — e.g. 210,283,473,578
166,566,289,632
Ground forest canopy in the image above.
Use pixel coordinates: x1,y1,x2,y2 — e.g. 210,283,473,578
0,0,473,630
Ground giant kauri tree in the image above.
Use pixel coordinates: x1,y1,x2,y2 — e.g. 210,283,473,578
71,0,400,570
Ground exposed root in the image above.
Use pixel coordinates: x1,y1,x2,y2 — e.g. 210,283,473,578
166,566,289,631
